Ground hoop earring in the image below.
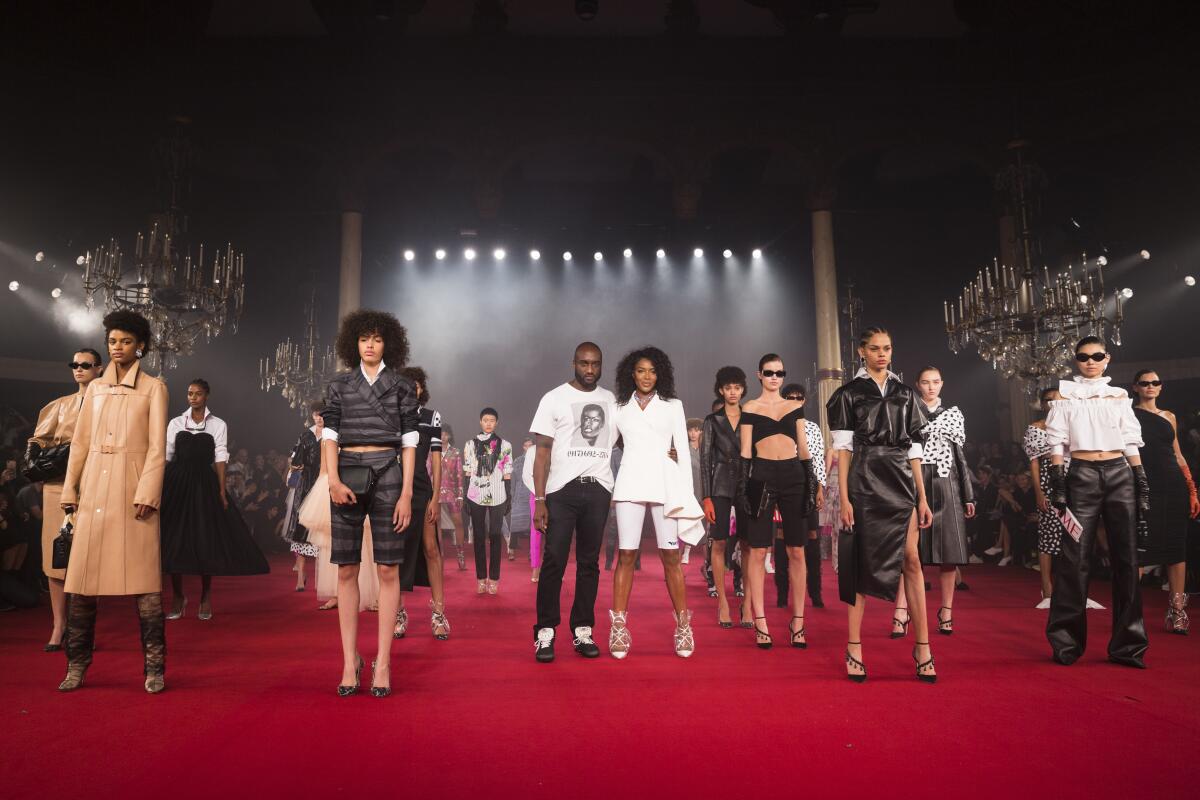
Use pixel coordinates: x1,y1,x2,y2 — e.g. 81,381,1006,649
135,348,143,358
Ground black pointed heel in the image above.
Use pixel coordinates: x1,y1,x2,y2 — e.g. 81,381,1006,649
337,654,364,697
913,641,937,684
845,641,866,683
753,616,772,650
370,660,392,698
937,606,954,636
789,616,807,649
890,609,910,639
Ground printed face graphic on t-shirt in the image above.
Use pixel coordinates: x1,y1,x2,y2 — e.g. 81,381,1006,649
571,402,609,449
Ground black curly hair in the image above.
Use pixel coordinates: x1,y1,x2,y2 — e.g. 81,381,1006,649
334,309,410,369
102,310,153,355
713,365,746,397
401,366,430,404
188,378,211,394
615,346,677,405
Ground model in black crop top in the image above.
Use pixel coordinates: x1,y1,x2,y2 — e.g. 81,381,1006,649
740,408,805,448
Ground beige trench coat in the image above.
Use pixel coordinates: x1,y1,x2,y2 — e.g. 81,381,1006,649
61,361,169,596
28,390,86,580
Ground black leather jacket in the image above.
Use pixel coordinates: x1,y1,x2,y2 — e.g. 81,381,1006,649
701,409,740,500
826,375,925,449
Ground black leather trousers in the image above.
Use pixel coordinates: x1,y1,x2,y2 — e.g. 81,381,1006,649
1046,458,1147,666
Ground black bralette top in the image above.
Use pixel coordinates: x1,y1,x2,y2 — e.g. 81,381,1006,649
739,409,805,445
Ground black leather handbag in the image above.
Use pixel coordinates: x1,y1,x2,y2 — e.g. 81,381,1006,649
744,467,772,520
52,513,74,570
23,443,71,483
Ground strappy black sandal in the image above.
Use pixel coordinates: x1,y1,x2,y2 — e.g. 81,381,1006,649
789,615,807,649
754,616,773,650
845,641,866,683
890,608,910,639
913,642,937,684
937,606,954,636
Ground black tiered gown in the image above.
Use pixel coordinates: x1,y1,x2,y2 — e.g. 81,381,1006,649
160,431,270,576
1134,408,1189,566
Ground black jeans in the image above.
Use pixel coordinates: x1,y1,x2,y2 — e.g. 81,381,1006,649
467,500,505,581
1046,458,1147,665
534,480,611,635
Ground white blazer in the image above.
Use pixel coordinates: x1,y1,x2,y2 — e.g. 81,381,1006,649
612,394,705,545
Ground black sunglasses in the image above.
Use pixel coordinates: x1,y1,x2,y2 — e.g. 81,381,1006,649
1136,380,1163,387
1075,352,1107,363
67,361,97,370
761,369,787,378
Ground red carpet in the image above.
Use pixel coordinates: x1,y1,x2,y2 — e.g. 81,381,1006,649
2,548,1198,800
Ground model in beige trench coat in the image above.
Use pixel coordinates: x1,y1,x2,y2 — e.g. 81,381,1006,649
61,360,169,596
29,391,86,581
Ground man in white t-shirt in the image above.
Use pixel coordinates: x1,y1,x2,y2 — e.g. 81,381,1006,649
531,342,616,662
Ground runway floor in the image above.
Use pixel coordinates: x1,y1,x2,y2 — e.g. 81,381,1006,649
1,545,1198,799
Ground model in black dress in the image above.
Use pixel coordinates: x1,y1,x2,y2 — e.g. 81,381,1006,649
1132,369,1200,634
827,328,935,683
161,380,269,621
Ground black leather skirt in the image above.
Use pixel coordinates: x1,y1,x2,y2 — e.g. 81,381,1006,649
846,446,916,602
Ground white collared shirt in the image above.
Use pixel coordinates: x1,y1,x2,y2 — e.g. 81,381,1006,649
361,359,385,386
831,368,923,459
1045,376,1143,457
166,407,229,463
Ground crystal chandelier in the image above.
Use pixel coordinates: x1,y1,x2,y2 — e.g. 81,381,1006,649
943,140,1125,388
260,294,340,416
79,120,244,371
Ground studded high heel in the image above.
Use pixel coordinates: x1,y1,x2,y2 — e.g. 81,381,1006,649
789,616,807,649
1167,592,1190,635
753,616,772,650
845,642,866,683
337,654,364,697
937,606,954,636
890,608,910,639
913,641,937,684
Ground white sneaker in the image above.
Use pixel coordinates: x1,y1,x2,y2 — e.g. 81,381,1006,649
1085,598,1105,610
534,627,555,661
984,546,1003,556
998,555,1013,566
968,555,984,564
1036,596,1052,609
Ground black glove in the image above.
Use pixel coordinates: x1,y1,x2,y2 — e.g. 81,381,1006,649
735,457,752,517
23,441,41,470
801,458,818,516
1048,463,1068,511
1132,464,1150,523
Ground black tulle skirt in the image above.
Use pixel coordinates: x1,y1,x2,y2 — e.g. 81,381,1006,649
843,446,915,602
160,435,270,576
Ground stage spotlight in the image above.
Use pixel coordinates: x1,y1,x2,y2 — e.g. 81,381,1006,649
493,248,506,261
34,252,44,262
76,255,86,266
1078,294,1089,304
464,247,477,261
575,0,598,21
530,249,541,261
752,248,763,260
656,248,666,259
623,248,633,258
1185,276,1196,287
1121,287,1133,299
722,249,733,259
403,249,415,262
593,251,603,262
1140,250,1151,260
693,248,703,258
1096,255,1108,266
435,248,447,261
8,281,18,291
563,251,573,262
51,287,62,299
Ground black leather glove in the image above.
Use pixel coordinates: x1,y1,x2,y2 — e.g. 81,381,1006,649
23,441,41,470
801,458,818,516
736,457,752,517
1048,463,1068,510
1132,464,1150,522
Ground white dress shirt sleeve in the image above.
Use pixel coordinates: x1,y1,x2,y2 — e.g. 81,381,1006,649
401,431,419,448
1119,403,1144,457
212,417,229,463
1045,401,1069,457
907,442,924,460
831,429,854,452
321,427,340,443
165,416,182,462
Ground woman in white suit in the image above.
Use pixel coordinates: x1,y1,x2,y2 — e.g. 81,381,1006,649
607,346,704,659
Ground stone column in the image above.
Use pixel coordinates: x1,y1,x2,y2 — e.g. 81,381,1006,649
338,210,363,322
811,208,842,441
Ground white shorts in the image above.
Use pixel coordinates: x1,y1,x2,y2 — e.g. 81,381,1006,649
614,501,679,550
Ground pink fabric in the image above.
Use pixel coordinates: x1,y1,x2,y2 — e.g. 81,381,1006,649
529,494,541,568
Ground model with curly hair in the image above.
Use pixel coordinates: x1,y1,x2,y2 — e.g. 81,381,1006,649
736,353,819,652
321,308,421,697
607,346,704,659
58,310,170,693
